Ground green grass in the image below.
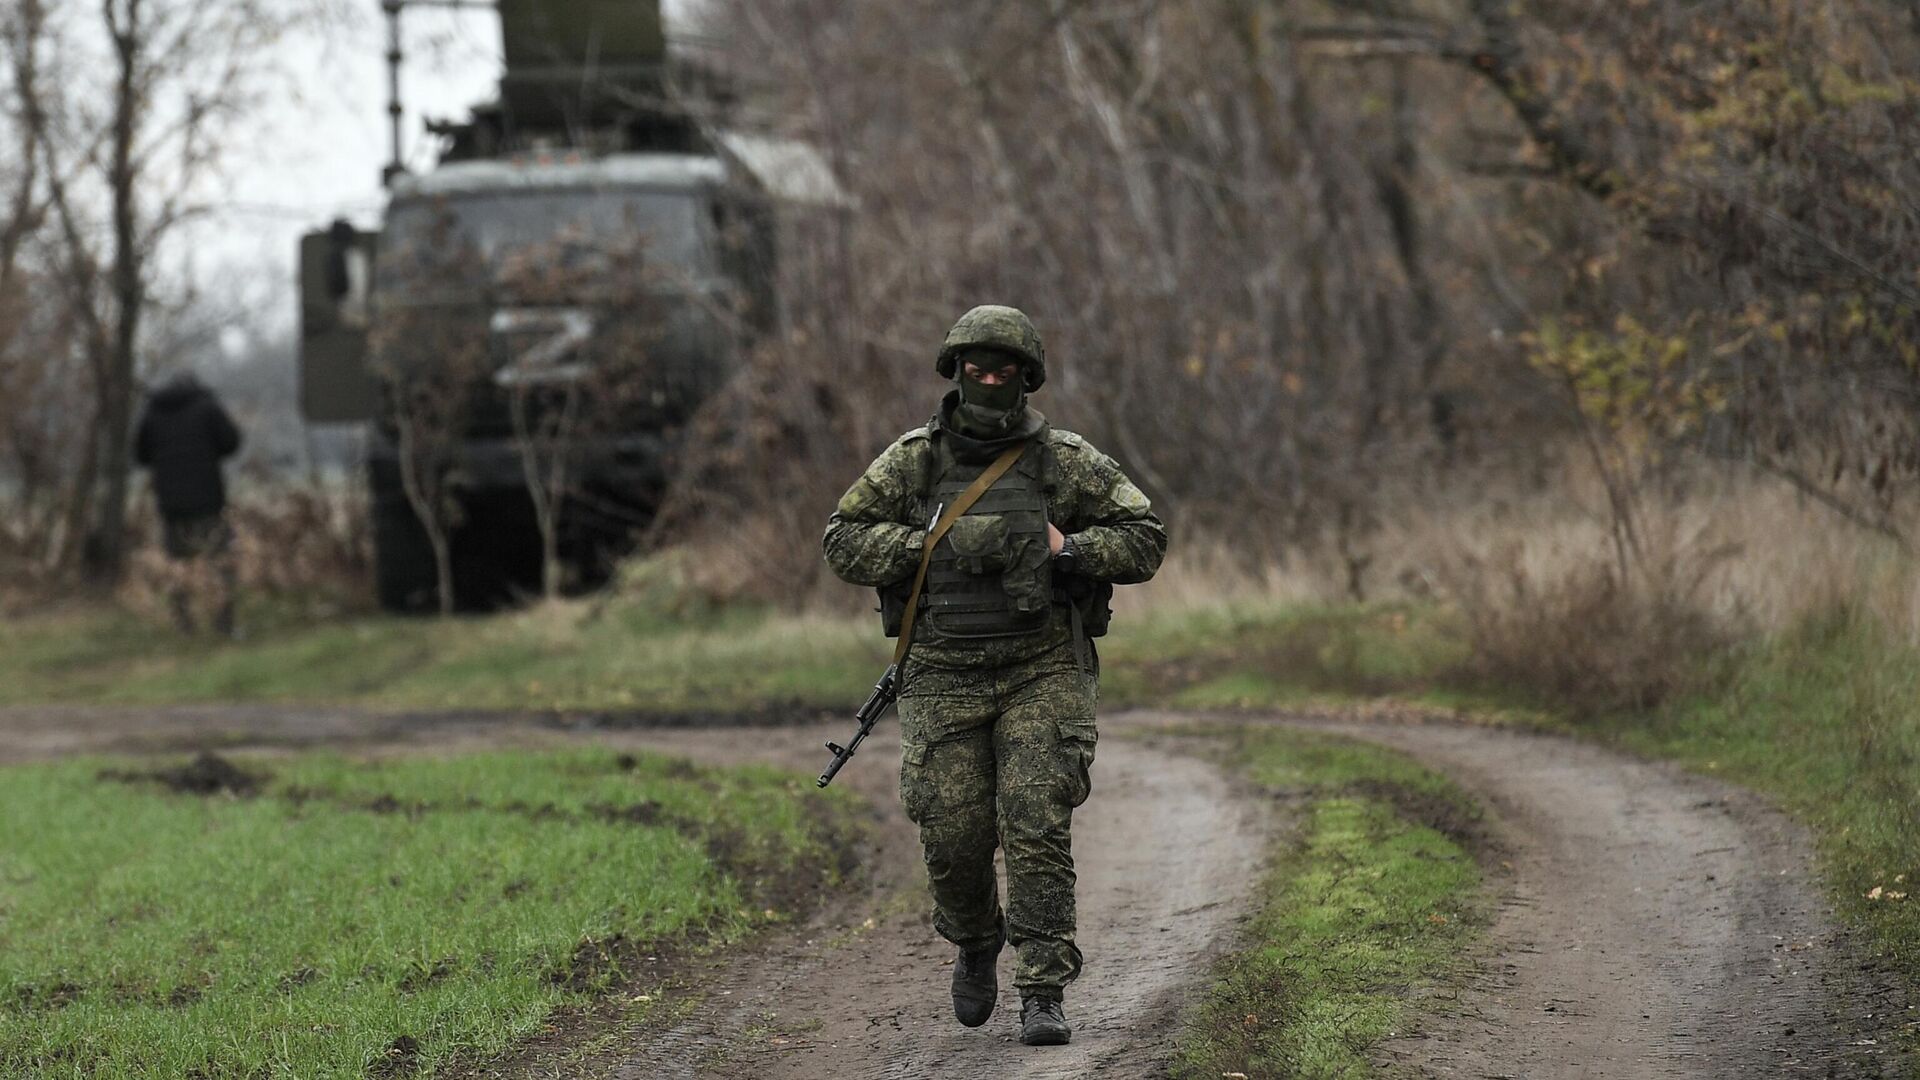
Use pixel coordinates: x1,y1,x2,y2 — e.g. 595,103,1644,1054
0,593,1503,718
9,584,1916,1060
1170,726,1487,1080
0,589,1478,716
0,596,885,712
1097,602,1473,707
0,748,855,1079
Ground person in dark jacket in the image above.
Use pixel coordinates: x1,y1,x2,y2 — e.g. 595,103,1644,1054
133,371,242,636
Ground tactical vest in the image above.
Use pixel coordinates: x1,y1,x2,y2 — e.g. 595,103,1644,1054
920,437,1054,640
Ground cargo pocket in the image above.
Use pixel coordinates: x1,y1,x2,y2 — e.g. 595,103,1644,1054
1055,717,1098,808
899,740,935,824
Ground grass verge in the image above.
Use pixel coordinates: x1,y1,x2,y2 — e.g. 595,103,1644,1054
0,747,858,1079
0,596,883,712
1168,725,1489,1080
0,594,1498,718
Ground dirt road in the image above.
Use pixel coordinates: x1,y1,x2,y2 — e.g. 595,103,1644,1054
1219,713,1900,1079
597,721,1268,1079
0,703,1900,1077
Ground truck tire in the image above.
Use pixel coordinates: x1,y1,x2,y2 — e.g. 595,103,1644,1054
369,455,440,613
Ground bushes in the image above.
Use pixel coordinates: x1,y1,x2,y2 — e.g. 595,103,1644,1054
1445,545,1736,715
1432,472,1919,718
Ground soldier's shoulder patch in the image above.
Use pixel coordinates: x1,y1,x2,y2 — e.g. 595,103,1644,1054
1108,476,1153,515
1048,430,1118,477
834,480,876,517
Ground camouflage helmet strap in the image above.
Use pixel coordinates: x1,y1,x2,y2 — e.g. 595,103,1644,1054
892,441,1030,666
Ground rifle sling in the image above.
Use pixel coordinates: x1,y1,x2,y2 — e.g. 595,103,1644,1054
891,442,1030,668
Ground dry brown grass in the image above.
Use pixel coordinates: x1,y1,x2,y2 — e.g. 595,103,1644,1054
635,444,1917,722
1437,540,1737,713
1399,464,1913,713
1106,458,1917,713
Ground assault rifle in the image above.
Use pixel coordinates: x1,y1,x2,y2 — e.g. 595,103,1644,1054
817,664,897,788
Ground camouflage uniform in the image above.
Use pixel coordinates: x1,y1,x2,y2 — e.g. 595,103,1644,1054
822,308,1166,1000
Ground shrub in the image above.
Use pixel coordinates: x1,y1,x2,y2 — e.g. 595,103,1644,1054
1442,538,1740,716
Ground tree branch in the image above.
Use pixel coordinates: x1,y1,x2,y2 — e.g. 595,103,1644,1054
1746,452,1910,551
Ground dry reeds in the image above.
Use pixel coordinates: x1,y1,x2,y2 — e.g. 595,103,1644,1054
1102,455,1916,713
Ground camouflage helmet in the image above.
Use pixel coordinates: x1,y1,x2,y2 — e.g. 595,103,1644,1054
936,305,1047,391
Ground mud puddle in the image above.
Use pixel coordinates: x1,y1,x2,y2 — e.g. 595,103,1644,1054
97,750,264,796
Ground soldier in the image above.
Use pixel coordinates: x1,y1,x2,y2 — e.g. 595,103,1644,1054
822,306,1166,1046
134,370,243,637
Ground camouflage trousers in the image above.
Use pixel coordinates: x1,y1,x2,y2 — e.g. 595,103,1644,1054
897,640,1097,997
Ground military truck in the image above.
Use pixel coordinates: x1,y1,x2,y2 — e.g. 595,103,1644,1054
298,0,837,610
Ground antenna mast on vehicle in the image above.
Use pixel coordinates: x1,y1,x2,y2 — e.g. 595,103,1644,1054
379,0,498,188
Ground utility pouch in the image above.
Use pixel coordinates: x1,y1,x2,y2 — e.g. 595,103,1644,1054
946,514,1011,575
1001,537,1053,617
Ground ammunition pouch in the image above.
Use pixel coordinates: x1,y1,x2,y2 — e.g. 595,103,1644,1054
945,514,1011,575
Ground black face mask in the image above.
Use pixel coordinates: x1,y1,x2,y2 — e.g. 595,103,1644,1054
950,353,1027,438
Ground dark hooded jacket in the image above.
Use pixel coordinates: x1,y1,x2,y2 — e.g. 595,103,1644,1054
133,376,242,519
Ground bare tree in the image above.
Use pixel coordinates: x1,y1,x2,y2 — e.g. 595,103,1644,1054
368,209,489,615
666,0,1920,603
2,0,346,583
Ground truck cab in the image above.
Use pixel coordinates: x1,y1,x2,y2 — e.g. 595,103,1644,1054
297,2,835,611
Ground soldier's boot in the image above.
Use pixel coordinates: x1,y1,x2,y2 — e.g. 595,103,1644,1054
1019,994,1070,1046
951,933,1003,1028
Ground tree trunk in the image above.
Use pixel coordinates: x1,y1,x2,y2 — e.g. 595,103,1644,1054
394,409,457,616
84,0,146,584
511,380,581,603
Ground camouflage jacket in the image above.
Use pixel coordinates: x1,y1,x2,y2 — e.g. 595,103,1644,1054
822,420,1167,669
